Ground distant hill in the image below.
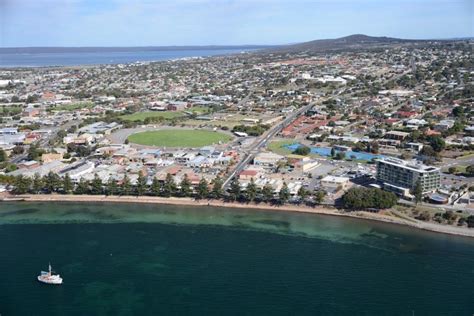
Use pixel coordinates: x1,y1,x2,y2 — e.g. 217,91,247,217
269,34,428,53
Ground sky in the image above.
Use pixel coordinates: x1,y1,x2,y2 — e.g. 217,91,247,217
0,0,472,47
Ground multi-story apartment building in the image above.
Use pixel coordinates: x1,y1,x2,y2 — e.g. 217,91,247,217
376,158,440,196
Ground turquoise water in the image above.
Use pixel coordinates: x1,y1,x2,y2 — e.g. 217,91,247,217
0,202,473,315
285,143,386,161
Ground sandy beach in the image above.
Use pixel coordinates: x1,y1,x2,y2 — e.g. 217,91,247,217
2,193,474,238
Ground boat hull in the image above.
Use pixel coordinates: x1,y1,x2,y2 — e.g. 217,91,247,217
37,276,63,285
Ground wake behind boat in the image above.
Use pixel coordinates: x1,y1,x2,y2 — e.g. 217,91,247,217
37,263,63,285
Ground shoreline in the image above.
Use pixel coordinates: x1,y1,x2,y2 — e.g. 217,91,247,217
2,194,474,238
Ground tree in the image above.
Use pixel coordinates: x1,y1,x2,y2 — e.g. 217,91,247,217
330,147,336,157
313,190,326,204
368,141,379,154
63,173,73,194
27,143,44,161
278,182,290,204
416,211,432,221
245,178,258,202
0,148,6,162
467,215,474,228
448,167,457,174
13,175,31,194
342,187,398,210
412,180,423,204
106,178,119,196
297,186,309,201
211,176,223,199
162,173,176,197
136,171,147,196
466,165,474,177
74,178,89,195
31,173,43,194
91,173,103,195
420,145,436,157
334,152,345,160
121,174,132,196
293,145,311,156
428,136,446,153
196,178,209,199
228,178,241,201
12,145,24,155
180,174,192,197
43,171,61,193
262,183,274,203
150,177,162,196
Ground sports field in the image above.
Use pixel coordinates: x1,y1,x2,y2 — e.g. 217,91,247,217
127,129,232,147
121,111,184,121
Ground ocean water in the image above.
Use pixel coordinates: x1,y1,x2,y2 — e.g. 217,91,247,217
0,202,473,315
0,49,252,67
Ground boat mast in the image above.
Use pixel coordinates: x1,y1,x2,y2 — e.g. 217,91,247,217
49,262,52,275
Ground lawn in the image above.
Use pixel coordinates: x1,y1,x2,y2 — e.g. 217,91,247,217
121,111,185,121
127,129,232,147
186,106,211,115
267,140,296,155
50,102,94,112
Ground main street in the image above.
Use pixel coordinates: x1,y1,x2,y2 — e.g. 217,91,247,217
10,119,80,164
223,101,317,188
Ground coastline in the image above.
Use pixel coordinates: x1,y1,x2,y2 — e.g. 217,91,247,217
2,193,473,238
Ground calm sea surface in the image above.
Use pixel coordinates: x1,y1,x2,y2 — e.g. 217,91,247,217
0,49,251,67
0,202,473,315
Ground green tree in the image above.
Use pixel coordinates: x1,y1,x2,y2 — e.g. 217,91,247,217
313,190,326,204
74,178,89,195
27,143,44,161
136,171,148,196
31,173,43,194
106,178,119,196
342,187,398,210
297,186,309,201
12,145,24,155
196,178,209,199
466,165,474,177
228,178,241,201
245,178,258,202
0,148,6,162
428,136,446,152
121,174,132,196
63,173,73,194
150,177,162,196
43,171,61,193
162,173,176,197
448,166,457,174
91,173,103,195
262,183,274,203
467,215,474,228
278,182,290,204
211,176,223,199
412,180,423,204
13,175,31,194
293,145,311,156
180,174,192,197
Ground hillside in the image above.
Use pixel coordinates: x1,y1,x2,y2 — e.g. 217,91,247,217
270,34,425,53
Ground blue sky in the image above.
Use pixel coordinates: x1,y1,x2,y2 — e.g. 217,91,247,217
0,0,472,47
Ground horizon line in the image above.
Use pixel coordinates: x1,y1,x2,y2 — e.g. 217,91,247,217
1,34,472,49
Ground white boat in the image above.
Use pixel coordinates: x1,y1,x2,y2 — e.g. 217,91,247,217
37,263,63,285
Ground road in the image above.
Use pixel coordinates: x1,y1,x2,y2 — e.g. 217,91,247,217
223,101,316,188
10,120,79,164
